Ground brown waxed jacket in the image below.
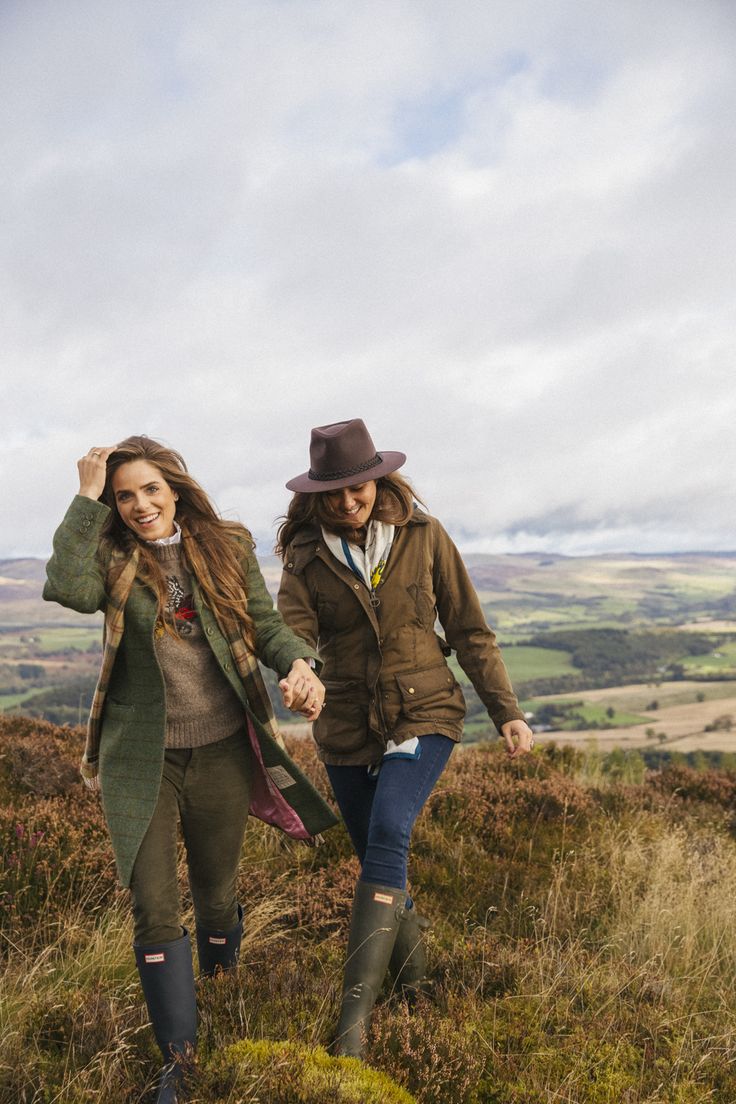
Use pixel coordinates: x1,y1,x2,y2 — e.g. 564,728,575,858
277,510,525,766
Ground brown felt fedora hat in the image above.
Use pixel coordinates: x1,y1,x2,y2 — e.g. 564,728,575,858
286,419,406,492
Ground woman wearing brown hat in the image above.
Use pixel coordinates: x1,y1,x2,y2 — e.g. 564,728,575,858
276,419,533,1059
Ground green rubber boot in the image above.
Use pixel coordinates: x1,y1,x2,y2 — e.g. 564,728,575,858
389,902,430,1000
333,881,406,1059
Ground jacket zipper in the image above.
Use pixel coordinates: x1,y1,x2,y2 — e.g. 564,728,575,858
370,586,389,740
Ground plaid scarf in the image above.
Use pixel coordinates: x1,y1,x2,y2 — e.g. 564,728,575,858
80,543,285,790
80,547,139,790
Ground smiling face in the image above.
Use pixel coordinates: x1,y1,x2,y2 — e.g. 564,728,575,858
323,480,377,531
111,459,179,541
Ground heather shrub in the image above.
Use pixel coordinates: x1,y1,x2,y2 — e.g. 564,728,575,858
539,740,586,775
432,925,518,1000
197,931,340,1050
285,856,359,935
282,732,336,801
0,797,115,947
3,716,736,1101
426,744,593,849
0,714,84,798
646,763,736,807
370,998,485,1104
412,746,594,933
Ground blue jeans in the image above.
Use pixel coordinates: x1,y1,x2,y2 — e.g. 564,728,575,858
326,733,454,890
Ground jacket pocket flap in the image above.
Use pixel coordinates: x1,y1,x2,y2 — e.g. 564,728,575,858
395,665,456,701
321,679,370,703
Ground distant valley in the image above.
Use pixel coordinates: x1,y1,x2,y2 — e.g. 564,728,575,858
4,550,736,634
2,551,736,760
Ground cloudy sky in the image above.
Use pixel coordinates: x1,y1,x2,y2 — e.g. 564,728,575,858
2,0,734,559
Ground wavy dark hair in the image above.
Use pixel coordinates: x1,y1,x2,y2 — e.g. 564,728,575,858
100,435,256,648
275,472,425,558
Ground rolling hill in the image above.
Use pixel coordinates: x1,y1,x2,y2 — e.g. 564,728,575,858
3,551,736,634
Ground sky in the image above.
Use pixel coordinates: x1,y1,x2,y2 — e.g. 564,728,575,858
1,0,735,560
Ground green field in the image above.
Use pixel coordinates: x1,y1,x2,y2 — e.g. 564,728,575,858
0,687,50,712
450,645,574,686
521,698,648,730
500,644,575,681
684,640,736,674
0,626,101,655
28,627,99,653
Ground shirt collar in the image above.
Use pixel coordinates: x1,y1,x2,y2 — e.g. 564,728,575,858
146,520,182,546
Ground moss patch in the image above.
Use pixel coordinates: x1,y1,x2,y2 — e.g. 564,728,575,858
203,1038,416,1103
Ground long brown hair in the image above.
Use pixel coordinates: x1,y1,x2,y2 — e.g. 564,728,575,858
100,436,256,648
275,472,424,558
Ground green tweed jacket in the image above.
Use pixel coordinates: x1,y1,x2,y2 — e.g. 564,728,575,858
43,495,337,887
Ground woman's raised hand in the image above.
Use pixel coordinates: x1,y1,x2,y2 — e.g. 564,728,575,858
77,446,116,500
280,659,326,721
501,718,535,758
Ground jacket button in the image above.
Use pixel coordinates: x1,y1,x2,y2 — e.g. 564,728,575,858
354,583,360,589
287,562,293,568
206,627,214,636
224,662,231,672
408,687,415,694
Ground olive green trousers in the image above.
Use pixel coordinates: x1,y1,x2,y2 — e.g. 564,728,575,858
129,727,251,944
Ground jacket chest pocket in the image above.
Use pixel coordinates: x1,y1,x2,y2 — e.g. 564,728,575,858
316,597,338,632
405,582,436,629
395,664,464,723
317,592,368,633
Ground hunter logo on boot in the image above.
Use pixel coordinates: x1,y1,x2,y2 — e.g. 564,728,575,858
373,892,394,905
144,952,166,964
208,936,227,944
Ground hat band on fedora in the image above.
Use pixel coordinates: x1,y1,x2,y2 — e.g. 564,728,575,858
308,453,383,482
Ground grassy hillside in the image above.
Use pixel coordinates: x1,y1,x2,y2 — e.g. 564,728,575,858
3,715,736,1102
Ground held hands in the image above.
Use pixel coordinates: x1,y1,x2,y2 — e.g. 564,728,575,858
279,659,325,721
78,446,117,500
501,719,535,758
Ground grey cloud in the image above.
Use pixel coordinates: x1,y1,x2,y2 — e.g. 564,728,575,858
1,0,734,558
